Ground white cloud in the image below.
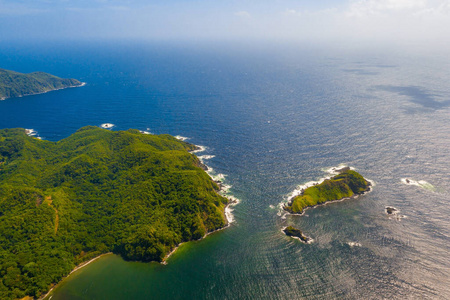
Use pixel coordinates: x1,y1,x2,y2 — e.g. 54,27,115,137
234,10,251,18
284,9,299,15
346,0,448,17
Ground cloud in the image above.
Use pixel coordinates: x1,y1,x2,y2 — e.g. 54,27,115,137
0,0,449,48
284,9,299,15
234,10,251,18
346,0,450,17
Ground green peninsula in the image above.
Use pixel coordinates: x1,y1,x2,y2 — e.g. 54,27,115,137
0,126,227,300
0,68,82,100
284,169,371,214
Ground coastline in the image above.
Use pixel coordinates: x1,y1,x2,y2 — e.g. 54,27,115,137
162,200,236,264
162,143,239,264
0,82,85,101
281,227,314,244
284,183,373,217
39,252,112,300
279,166,373,218
39,140,236,298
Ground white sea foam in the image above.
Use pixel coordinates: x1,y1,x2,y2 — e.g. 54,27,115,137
175,135,189,141
385,206,406,220
100,123,115,129
198,155,215,162
279,165,372,216
191,143,240,224
139,130,152,135
347,242,362,247
286,180,323,202
401,178,435,191
25,129,42,139
224,195,240,224
25,129,37,136
212,173,227,182
190,145,206,153
323,164,354,175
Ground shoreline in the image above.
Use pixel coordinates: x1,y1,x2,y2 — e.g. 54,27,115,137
39,252,112,300
40,140,236,298
162,198,237,264
161,144,240,264
281,227,314,244
279,166,373,218
0,82,85,101
284,184,373,217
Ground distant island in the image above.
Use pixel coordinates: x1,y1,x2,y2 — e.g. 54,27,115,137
282,226,312,243
0,126,228,300
284,168,371,214
0,68,83,100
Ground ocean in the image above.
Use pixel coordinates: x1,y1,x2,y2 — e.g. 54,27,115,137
1,41,449,299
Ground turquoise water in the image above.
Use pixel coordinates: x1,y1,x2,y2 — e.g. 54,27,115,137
1,42,449,299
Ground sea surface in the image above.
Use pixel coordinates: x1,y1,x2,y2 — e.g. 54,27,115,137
1,41,449,299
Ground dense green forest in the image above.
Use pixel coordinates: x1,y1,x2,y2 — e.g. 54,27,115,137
284,170,370,214
0,68,82,100
0,126,228,299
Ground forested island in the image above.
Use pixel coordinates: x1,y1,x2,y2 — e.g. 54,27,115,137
0,68,82,100
0,126,228,300
282,226,311,243
284,169,371,214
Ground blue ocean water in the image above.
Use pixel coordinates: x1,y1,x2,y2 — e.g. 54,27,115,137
1,42,449,299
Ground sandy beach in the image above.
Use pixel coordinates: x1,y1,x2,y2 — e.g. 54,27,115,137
40,253,113,300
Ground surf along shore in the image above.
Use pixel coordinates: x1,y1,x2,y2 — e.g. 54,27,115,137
280,166,373,217
41,141,239,299
162,143,240,263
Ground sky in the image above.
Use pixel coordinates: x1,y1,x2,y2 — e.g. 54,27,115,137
1,0,450,47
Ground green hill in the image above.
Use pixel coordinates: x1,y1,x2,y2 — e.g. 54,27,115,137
284,170,370,214
0,126,227,299
0,68,82,100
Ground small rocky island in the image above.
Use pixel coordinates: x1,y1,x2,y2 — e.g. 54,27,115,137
386,206,398,215
0,68,83,100
282,226,312,243
284,169,371,214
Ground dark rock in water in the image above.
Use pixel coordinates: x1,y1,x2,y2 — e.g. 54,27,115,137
197,161,208,171
215,181,224,190
283,226,311,243
386,206,397,215
405,179,410,183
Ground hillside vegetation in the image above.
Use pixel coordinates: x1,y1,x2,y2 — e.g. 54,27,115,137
0,68,82,100
0,126,227,299
284,170,370,214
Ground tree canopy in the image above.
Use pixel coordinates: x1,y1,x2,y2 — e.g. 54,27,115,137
0,68,82,100
284,170,370,214
0,126,227,299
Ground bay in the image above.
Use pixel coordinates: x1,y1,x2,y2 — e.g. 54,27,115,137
1,42,449,299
